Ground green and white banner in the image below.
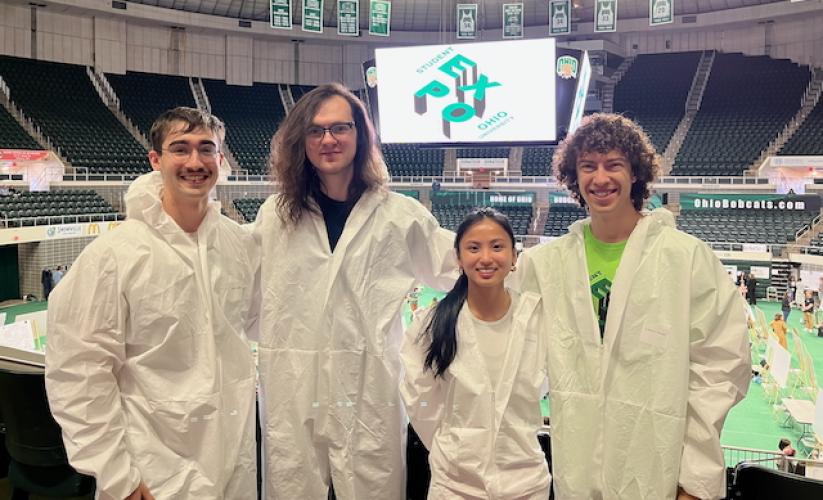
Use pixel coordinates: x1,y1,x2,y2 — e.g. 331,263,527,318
680,193,821,213
432,191,535,207
502,3,523,39
549,0,571,35
270,0,292,30
302,0,323,33
369,0,391,36
595,0,617,33
650,0,673,26
457,4,478,39
338,0,359,36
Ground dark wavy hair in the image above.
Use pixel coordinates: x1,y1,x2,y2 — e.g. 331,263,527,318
422,208,516,378
270,83,388,227
149,106,225,153
552,113,660,211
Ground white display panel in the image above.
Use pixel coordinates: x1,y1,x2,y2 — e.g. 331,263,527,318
375,38,557,144
568,50,591,135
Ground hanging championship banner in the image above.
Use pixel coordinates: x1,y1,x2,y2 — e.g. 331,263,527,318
549,0,571,35
369,0,391,36
338,0,359,36
650,0,673,25
302,0,323,33
503,3,524,39
457,4,478,39
595,0,617,32
270,0,292,30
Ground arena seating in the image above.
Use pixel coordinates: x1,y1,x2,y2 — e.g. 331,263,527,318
203,79,286,175
0,56,148,175
456,148,510,159
0,190,121,227
674,54,811,176
780,97,823,155
431,203,532,235
613,51,702,153
106,71,197,138
0,105,41,150
233,198,266,223
521,147,556,176
291,85,316,102
382,144,444,177
544,203,588,236
677,210,814,246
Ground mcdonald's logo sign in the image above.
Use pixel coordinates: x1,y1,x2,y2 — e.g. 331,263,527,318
108,221,121,231
87,223,100,235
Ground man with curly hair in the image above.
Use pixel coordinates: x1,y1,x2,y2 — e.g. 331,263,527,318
519,114,750,500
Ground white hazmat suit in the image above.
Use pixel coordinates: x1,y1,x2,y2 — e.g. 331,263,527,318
400,290,551,500
46,172,258,500
253,189,457,500
519,209,751,500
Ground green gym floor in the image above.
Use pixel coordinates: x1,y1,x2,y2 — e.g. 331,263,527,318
2,296,821,457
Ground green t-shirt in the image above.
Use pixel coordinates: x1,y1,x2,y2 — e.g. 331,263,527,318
583,224,627,338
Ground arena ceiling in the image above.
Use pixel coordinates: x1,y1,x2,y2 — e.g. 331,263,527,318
125,0,788,31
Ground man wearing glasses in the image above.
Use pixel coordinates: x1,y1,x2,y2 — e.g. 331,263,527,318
252,83,456,500
46,107,258,500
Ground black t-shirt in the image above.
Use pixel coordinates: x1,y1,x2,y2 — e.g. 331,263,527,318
315,190,355,252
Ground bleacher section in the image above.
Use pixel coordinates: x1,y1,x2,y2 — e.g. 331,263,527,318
0,105,41,150
613,52,702,153
456,148,510,158
0,190,121,227
807,232,823,255
431,204,531,234
233,198,265,223
521,147,556,176
780,97,823,155
291,85,316,103
202,79,286,175
674,54,811,176
106,71,196,138
677,210,814,246
0,56,148,175
544,204,587,236
429,193,532,235
382,144,444,176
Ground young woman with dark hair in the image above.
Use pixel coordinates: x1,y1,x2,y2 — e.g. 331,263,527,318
400,208,549,499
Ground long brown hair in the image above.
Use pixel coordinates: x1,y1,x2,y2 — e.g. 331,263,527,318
270,83,388,227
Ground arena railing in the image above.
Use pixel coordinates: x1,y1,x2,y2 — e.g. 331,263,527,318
1,212,123,229
657,176,771,185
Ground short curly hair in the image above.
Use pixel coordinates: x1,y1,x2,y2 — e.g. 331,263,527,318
552,113,660,211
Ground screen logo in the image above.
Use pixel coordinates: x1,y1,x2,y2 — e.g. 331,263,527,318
556,56,578,79
413,54,502,139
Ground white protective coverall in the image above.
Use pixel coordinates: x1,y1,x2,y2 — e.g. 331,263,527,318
253,189,457,500
45,172,258,500
519,209,751,500
400,290,550,500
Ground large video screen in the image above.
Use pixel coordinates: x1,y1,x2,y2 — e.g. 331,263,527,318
373,38,557,145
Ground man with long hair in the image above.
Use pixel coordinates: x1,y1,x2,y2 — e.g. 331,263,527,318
252,83,456,500
519,114,750,500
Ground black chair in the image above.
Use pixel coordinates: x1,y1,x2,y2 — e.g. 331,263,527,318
729,463,823,499
0,365,95,499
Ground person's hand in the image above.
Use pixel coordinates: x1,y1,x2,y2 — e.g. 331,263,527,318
125,482,155,500
677,486,700,500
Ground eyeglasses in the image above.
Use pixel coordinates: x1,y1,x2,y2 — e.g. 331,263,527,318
162,144,221,162
306,122,355,142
